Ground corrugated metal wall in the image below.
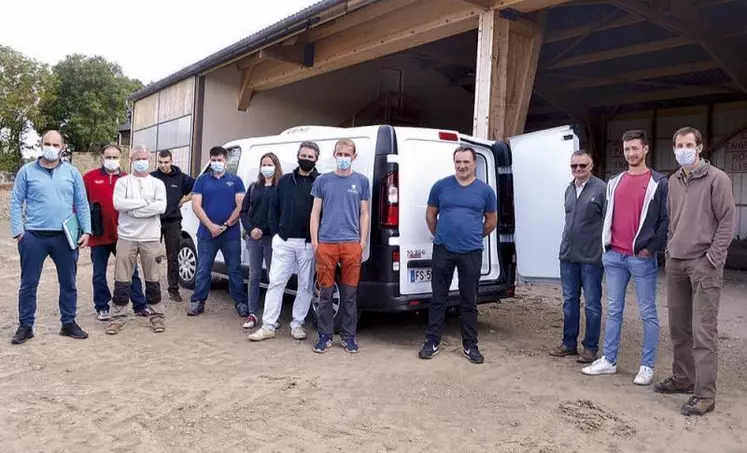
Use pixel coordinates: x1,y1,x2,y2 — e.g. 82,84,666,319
606,101,747,239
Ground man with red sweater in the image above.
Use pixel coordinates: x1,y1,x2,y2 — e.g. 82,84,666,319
83,144,148,321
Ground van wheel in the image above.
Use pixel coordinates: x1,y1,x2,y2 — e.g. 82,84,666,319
308,277,343,334
178,238,197,290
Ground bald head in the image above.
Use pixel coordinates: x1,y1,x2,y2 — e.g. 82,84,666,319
41,130,64,149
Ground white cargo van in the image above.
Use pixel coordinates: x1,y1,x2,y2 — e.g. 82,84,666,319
176,124,578,329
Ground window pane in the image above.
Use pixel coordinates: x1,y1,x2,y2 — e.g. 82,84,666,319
132,126,157,152
157,115,192,150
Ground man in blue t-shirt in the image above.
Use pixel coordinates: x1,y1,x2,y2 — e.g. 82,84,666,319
188,146,247,317
310,138,371,354
418,146,498,364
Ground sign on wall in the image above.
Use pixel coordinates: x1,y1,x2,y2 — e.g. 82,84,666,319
724,131,747,173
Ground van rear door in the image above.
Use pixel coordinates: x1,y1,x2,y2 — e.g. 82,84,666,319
396,129,500,296
509,125,578,282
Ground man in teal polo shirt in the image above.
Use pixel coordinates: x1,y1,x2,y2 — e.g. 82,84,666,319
188,146,247,317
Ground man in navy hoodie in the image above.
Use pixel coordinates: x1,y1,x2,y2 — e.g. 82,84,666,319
151,149,195,302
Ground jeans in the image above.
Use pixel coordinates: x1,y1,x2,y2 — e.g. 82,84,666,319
602,250,660,368
560,260,603,353
91,243,146,312
246,236,273,315
161,220,182,293
191,235,246,306
425,244,482,348
262,236,314,330
17,231,79,327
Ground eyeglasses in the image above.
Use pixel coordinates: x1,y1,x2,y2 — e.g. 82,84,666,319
570,164,588,169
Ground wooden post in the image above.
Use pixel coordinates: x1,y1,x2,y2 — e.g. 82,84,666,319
472,10,544,140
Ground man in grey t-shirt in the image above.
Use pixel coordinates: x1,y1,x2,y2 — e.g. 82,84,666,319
310,138,371,354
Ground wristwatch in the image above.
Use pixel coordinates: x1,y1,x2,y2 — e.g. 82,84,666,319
222,222,229,228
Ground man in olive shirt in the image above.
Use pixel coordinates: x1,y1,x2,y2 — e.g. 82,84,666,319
654,127,735,417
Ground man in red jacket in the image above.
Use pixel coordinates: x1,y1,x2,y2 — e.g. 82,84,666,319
83,144,148,321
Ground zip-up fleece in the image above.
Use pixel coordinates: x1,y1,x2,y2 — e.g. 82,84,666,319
113,174,167,242
83,167,128,247
559,176,607,264
667,160,736,267
602,170,668,255
268,167,319,242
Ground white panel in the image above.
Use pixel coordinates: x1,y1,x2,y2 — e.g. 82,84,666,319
510,125,577,281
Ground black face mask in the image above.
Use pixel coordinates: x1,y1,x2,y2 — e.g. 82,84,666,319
298,158,315,172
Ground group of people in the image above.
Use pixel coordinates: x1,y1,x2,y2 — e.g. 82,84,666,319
553,127,735,417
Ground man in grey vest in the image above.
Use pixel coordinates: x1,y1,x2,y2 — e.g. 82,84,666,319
550,150,606,363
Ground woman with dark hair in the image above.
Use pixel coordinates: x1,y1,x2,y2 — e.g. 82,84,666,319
240,152,283,328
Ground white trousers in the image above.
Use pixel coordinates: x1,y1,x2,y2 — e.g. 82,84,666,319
261,236,315,329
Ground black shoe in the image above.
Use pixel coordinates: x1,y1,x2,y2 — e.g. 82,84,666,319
418,339,440,359
11,325,34,345
60,321,88,340
168,291,183,302
236,303,250,318
187,301,205,316
463,345,484,364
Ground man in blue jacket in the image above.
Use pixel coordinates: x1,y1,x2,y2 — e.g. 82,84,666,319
9,130,92,344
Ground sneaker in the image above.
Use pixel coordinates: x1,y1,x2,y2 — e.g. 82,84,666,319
187,301,205,316
242,314,258,329
341,337,359,353
418,339,440,359
151,317,165,333
549,344,577,358
634,366,655,385
291,326,307,340
463,345,485,364
248,326,276,341
96,309,110,321
581,356,617,376
653,376,695,394
60,321,88,340
681,396,715,416
11,325,34,345
235,303,250,318
313,335,333,354
168,291,183,302
134,307,152,317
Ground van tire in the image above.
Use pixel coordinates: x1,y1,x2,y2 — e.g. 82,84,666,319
178,237,197,290
308,275,344,334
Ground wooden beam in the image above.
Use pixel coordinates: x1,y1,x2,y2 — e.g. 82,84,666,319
459,0,493,8
473,11,509,139
505,12,546,137
545,14,644,43
612,0,747,93
502,0,573,13
547,36,693,69
237,68,254,111
260,44,315,68
304,0,421,42
560,60,720,90
587,85,735,108
545,8,618,68
247,0,481,92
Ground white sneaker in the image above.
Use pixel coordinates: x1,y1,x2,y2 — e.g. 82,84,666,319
581,356,617,376
634,366,654,385
96,309,110,321
290,326,307,340
248,326,276,341
242,314,258,329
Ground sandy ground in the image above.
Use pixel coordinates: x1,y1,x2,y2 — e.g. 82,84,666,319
0,221,746,453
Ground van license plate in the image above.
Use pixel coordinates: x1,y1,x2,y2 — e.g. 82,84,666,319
410,269,432,283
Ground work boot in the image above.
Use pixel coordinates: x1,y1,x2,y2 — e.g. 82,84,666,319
60,321,88,340
187,301,205,316
653,376,694,394
151,317,165,333
576,349,597,364
681,396,715,416
549,344,577,358
168,290,182,302
11,326,34,345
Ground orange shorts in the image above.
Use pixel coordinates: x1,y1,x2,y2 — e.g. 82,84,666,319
316,242,362,288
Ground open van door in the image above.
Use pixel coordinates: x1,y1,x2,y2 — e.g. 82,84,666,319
509,125,578,282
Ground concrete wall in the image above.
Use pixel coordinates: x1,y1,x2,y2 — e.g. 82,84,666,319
200,52,475,167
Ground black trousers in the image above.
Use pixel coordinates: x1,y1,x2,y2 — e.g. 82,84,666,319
161,221,182,293
425,244,482,347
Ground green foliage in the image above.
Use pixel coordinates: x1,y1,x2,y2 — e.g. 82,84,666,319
0,150,21,172
37,54,143,153
0,45,51,155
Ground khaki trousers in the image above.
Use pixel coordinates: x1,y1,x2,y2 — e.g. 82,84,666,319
666,255,723,399
111,239,164,325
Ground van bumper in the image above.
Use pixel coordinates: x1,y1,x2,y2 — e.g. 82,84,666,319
357,280,514,313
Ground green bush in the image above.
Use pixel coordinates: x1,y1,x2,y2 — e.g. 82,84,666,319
0,151,21,173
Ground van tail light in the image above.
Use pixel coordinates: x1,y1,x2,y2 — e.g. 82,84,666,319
392,249,400,272
380,171,399,229
438,131,459,141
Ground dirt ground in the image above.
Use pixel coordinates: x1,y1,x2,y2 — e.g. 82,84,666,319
0,221,746,453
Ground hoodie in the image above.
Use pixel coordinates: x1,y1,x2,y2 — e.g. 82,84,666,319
150,165,195,223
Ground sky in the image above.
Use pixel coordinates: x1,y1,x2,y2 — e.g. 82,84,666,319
2,0,320,84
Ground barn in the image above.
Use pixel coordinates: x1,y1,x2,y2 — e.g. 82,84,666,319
127,0,747,237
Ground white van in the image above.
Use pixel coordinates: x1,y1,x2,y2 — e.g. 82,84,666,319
176,124,579,329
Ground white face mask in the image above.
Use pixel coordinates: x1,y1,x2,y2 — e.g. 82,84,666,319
211,161,225,174
104,159,120,171
132,160,149,173
42,146,60,161
260,165,275,178
674,147,697,167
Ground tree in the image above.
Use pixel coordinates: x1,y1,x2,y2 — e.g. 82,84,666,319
0,46,51,158
37,54,143,153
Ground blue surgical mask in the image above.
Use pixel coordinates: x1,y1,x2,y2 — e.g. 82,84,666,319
211,161,225,173
260,165,275,178
42,146,60,161
132,160,149,173
336,156,352,171
674,147,697,167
